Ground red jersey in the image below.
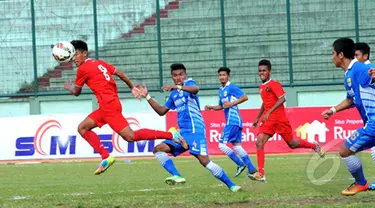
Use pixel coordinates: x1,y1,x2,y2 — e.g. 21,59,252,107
75,59,119,106
259,79,287,121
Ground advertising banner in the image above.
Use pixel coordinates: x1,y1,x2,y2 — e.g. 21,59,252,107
166,107,362,155
0,113,165,160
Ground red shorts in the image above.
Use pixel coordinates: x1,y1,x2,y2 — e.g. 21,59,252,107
88,99,129,133
258,119,293,142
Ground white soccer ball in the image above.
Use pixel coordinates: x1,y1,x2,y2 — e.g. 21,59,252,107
52,41,75,63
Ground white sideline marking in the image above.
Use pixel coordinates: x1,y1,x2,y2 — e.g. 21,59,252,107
10,196,29,200
9,186,193,200
1,156,339,167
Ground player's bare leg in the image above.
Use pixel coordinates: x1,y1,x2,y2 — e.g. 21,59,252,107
340,145,368,196
195,155,241,192
78,117,115,175
285,139,325,158
248,133,270,182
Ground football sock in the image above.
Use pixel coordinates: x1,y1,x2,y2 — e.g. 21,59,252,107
298,139,316,149
371,147,375,164
206,161,235,188
155,152,181,176
343,155,367,186
257,149,265,175
234,145,257,173
134,129,173,141
82,131,109,160
218,143,244,166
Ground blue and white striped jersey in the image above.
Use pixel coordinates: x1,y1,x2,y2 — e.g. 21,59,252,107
345,59,375,135
218,82,244,128
165,79,205,134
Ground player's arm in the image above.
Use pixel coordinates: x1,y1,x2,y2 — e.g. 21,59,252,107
113,70,135,89
163,84,199,94
205,104,223,111
252,103,264,128
113,70,142,99
262,81,286,121
205,91,224,111
146,97,170,116
64,80,82,96
322,98,354,120
223,94,248,108
266,95,286,115
66,68,86,97
255,103,265,120
140,85,170,116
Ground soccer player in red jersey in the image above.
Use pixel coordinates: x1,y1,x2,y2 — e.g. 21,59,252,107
63,40,187,175
249,59,325,181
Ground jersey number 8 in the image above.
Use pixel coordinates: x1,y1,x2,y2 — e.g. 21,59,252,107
98,65,110,81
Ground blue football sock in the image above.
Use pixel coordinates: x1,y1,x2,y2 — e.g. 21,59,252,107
343,155,367,186
155,152,181,176
206,161,236,189
234,145,257,173
219,143,244,166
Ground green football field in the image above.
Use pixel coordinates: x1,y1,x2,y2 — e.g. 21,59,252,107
1,153,375,208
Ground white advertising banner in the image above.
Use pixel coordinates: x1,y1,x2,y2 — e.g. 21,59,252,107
0,113,166,160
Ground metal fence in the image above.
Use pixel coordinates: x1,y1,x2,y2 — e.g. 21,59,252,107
0,0,373,97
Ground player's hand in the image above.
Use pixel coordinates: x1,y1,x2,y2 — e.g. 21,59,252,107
252,119,259,128
223,101,232,108
321,109,334,120
138,84,149,97
64,80,73,91
369,68,375,78
162,85,175,92
204,105,212,110
261,112,270,123
131,86,142,100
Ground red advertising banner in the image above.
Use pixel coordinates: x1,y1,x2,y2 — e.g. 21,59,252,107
166,107,363,155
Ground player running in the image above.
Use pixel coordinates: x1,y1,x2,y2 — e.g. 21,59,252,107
138,63,241,192
322,38,375,196
250,59,325,181
354,42,375,190
205,67,257,177
64,40,187,175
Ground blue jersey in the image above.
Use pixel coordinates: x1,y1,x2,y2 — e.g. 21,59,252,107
165,79,205,134
218,82,244,127
344,60,375,135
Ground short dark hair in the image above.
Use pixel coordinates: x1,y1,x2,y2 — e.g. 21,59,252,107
217,67,230,75
355,42,370,59
258,59,272,70
333,38,355,59
170,63,186,73
71,40,88,52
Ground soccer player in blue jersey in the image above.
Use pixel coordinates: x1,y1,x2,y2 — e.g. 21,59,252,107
322,38,375,196
205,67,257,177
354,42,375,190
139,63,241,192
355,42,370,64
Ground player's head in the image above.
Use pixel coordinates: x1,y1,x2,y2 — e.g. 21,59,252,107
355,42,370,63
258,59,272,83
70,40,88,67
217,67,230,85
332,38,355,68
170,63,187,86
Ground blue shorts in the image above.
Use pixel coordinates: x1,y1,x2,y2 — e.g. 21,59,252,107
344,128,375,153
219,125,243,144
163,132,208,157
